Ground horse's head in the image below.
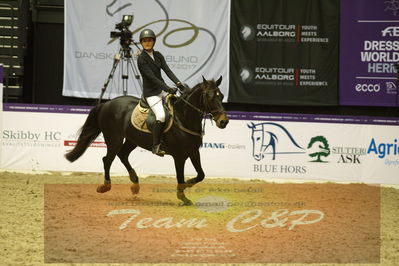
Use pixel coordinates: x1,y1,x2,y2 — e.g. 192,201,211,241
248,122,265,161
200,76,229,129
247,122,280,161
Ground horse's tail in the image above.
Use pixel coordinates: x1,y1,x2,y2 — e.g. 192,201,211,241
65,104,103,162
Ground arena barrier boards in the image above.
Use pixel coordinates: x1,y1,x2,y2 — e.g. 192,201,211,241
2,103,399,184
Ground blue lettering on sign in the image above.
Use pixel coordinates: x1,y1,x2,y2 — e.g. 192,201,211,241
367,138,399,158
201,143,225,149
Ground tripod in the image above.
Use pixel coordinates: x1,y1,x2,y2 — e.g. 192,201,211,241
98,41,143,104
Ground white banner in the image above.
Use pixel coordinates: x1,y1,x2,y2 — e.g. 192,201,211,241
201,118,399,184
2,107,399,185
63,0,230,100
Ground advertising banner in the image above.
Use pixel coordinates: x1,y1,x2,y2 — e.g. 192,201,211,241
229,0,339,105
63,0,229,101
0,65,3,168
2,104,399,185
340,0,399,106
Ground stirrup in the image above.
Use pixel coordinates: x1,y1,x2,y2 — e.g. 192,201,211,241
152,144,165,157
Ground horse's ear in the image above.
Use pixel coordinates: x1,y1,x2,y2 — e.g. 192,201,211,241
247,122,255,129
202,75,207,83
216,76,222,86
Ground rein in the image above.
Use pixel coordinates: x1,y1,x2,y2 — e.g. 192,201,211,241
173,114,204,137
174,84,224,137
180,86,225,117
180,96,204,116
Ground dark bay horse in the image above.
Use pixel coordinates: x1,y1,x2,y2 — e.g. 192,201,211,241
65,76,229,205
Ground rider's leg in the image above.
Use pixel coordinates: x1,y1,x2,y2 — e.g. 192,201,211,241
146,93,167,156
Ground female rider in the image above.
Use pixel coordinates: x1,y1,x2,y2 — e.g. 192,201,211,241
137,29,185,156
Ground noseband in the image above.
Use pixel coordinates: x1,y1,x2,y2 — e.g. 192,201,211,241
174,83,226,137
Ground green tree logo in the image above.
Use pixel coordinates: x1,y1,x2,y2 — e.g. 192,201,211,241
307,136,330,163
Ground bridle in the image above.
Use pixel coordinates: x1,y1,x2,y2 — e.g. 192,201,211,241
175,83,225,137
180,85,225,119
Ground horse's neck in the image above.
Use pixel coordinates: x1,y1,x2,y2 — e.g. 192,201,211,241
174,89,203,131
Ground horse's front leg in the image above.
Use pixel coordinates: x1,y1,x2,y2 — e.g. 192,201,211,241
174,156,193,206
186,150,205,187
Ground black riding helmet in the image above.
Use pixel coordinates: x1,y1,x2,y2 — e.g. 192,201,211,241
139,29,156,42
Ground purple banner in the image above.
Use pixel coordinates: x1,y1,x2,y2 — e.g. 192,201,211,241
339,0,399,106
4,103,399,126
3,103,92,114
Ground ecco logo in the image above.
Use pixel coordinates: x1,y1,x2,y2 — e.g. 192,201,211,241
355,83,381,92
381,26,399,37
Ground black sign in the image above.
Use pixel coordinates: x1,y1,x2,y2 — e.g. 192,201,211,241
229,0,339,106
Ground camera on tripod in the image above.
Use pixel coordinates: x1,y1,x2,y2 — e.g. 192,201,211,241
110,15,134,47
99,14,143,102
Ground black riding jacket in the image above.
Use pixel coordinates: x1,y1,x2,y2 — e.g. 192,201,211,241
137,50,180,97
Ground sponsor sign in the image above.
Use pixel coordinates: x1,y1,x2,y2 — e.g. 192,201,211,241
44,183,380,263
63,0,229,100
340,0,399,106
2,104,399,184
229,0,339,105
0,65,3,167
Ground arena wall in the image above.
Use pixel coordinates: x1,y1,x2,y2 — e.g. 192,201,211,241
2,104,399,184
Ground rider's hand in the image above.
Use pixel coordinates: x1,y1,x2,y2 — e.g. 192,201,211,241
167,87,177,94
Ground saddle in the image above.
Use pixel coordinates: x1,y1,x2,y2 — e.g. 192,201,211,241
130,95,175,133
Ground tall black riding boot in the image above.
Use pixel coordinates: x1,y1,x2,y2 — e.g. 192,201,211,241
152,120,166,157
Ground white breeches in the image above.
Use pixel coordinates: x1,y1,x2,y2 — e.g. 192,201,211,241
146,91,168,122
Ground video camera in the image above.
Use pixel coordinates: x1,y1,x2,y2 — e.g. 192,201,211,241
110,15,134,47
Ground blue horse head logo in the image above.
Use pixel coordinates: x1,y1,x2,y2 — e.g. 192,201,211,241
247,122,305,161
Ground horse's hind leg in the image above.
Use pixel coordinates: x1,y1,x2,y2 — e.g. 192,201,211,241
186,150,205,187
117,140,140,194
97,136,123,193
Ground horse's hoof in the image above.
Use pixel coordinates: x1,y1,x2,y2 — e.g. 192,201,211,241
131,184,140,194
97,184,111,193
180,200,193,206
